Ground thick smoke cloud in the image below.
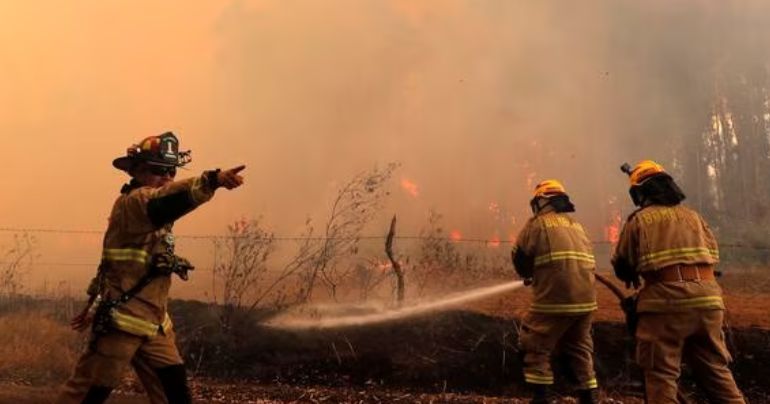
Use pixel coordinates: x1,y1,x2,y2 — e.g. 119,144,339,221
1,1,768,295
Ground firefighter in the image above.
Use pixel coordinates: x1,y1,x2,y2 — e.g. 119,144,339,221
612,160,745,403
512,180,599,404
57,132,245,404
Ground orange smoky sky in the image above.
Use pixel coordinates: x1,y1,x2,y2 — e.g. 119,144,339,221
1,1,768,297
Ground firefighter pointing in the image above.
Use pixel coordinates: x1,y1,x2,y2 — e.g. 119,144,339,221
57,132,245,404
612,160,745,403
512,180,599,404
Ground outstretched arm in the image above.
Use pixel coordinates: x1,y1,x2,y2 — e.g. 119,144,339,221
145,165,247,228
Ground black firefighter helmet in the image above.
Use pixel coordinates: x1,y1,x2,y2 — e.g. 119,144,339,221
112,132,191,174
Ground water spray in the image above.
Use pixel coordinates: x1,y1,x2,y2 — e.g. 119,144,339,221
264,280,525,330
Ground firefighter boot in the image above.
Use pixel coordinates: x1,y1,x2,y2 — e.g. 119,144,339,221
81,386,113,404
578,388,599,404
156,364,192,404
529,384,555,404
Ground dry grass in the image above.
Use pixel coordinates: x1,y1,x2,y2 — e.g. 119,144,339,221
0,310,81,383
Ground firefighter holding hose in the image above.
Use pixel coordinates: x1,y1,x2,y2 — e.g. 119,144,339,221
512,180,599,404
612,160,745,403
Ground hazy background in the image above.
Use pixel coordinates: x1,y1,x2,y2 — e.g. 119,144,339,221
1,0,768,298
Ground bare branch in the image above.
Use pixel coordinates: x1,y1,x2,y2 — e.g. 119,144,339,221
385,215,405,305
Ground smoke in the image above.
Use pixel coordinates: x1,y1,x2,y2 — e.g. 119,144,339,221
1,0,769,295
207,0,770,238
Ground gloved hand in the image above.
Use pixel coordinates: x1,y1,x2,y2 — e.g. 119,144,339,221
216,165,246,190
152,253,195,281
613,256,640,289
70,307,93,332
174,255,195,281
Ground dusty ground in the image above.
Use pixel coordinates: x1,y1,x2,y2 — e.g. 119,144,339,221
0,378,643,403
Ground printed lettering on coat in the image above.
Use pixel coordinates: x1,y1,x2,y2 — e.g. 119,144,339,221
638,208,681,225
542,216,585,233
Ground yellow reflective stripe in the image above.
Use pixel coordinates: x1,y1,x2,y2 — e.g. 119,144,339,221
643,296,724,310
524,373,554,385
161,313,173,333
111,310,161,337
102,248,149,265
584,378,598,389
531,302,598,313
534,251,595,266
640,247,719,265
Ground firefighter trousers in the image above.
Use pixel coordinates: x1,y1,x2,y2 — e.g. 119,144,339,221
56,328,184,404
519,312,597,390
635,309,745,404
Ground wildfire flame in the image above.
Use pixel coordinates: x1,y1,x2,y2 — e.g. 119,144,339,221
372,260,392,273
487,233,501,248
401,178,419,198
605,211,622,244
449,230,462,242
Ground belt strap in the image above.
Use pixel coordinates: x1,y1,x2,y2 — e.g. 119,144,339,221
642,264,715,284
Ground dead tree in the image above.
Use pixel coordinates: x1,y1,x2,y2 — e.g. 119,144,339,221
0,233,37,300
296,162,399,303
212,218,276,328
385,214,405,305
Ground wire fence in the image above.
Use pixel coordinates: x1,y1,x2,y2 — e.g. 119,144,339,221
1,226,769,271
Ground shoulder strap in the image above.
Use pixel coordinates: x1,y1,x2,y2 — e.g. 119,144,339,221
107,272,157,306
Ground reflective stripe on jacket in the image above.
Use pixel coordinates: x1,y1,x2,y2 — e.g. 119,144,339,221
514,208,597,315
111,309,173,337
613,204,724,313
97,174,216,326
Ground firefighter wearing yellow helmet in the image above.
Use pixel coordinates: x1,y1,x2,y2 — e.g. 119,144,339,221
613,160,745,403
512,180,599,404
57,132,246,404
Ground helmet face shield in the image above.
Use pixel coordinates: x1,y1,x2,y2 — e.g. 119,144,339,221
530,179,575,214
629,173,685,207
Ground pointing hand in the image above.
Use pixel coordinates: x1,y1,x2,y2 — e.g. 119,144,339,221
217,165,246,190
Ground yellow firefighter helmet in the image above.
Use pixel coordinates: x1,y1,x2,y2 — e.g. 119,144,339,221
629,160,666,186
533,179,567,198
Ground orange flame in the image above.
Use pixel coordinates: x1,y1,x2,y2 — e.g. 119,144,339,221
449,230,462,242
377,261,393,273
487,234,501,248
604,211,622,244
401,178,419,197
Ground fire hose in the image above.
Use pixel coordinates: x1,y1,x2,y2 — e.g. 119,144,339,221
594,272,638,335
594,272,694,403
